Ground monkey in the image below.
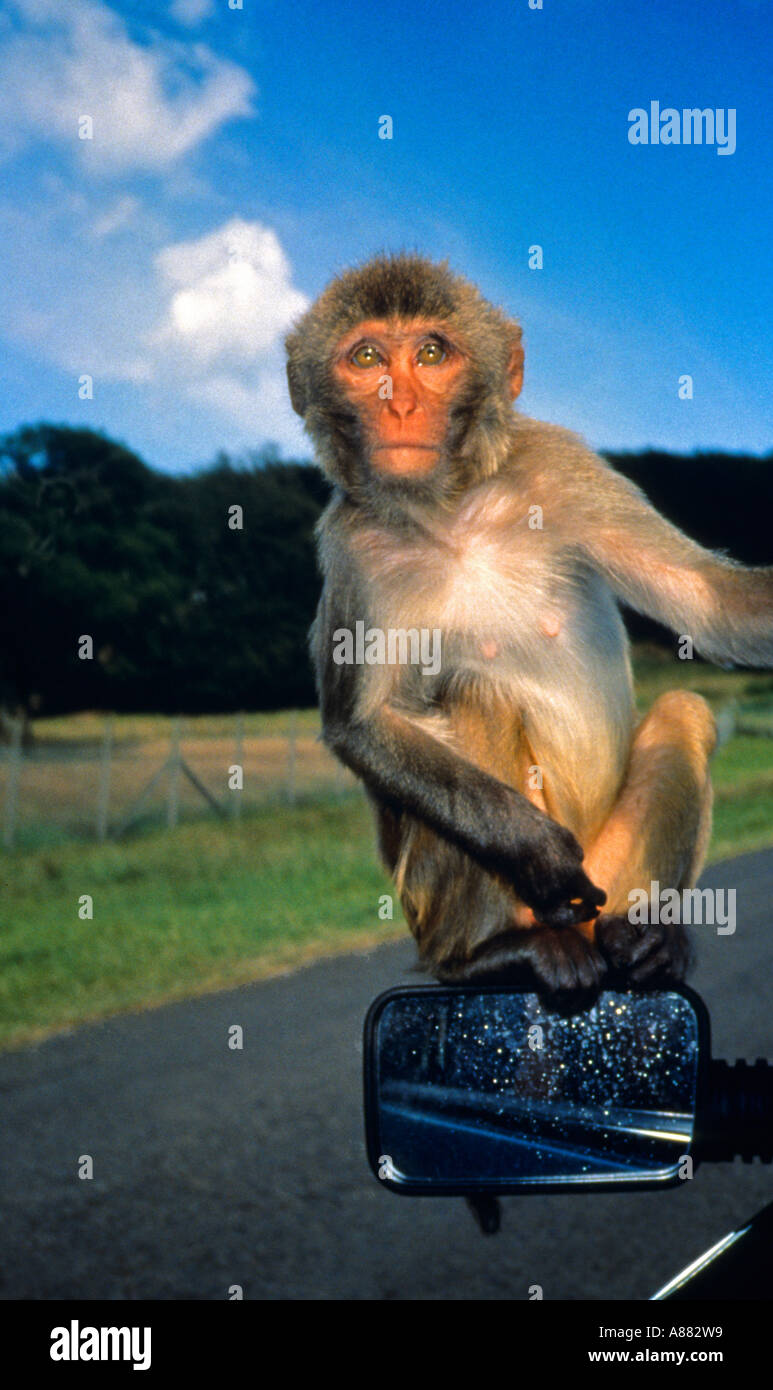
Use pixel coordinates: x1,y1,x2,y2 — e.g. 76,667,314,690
285,253,773,995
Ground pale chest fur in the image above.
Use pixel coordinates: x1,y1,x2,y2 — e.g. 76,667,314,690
352,484,587,658
339,480,636,839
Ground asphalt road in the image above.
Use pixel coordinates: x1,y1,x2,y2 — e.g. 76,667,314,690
2,851,772,1301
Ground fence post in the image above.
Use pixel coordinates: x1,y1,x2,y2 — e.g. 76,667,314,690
286,711,297,805
715,699,738,748
167,716,181,829
3,718,22,850
335,758,346,797
95,714,114,841
233,712,244,819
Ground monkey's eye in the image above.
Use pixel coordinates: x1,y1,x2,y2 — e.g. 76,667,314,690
416,340,447,365
350,344,383,368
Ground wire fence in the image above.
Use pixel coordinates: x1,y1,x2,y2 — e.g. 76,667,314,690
1,712,358,851
3,698,771,853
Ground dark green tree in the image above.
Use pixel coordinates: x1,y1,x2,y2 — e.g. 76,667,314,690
0,426,329,717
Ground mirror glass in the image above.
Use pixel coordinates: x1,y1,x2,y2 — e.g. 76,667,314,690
366,988,702,1191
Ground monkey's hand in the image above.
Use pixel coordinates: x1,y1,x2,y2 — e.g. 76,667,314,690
448,924,607,997
513,820,606,930
595,915,692,985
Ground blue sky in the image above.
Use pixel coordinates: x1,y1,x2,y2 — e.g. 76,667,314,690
1,0,771,472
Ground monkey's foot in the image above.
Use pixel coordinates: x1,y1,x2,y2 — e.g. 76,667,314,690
595,915,692,985
439,924,607,998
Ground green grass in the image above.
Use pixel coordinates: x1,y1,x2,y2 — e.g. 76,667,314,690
629,644,773,709
0,794,403,1052
4,656,773,1052
711,737,773,860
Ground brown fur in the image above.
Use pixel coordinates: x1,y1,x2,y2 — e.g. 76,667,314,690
286,254,773,989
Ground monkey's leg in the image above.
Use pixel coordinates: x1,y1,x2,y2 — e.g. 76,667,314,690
379,809,606,995
368,697,607,996
580,690,717,983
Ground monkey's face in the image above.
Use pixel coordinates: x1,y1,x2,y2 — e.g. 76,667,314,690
286,254,526,500
332,319,470,479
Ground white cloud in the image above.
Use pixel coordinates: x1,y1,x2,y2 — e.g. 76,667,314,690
0,0,255,173
170,0,215,25
91,194,140,239
195,370,302,438
146,218,309,445
1,207,309,448
152,219,309,365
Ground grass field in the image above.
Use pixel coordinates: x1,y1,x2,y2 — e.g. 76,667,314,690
3,650,773,1051
0,794,402,1051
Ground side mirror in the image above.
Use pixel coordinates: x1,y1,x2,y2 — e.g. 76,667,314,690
364,985,710,1194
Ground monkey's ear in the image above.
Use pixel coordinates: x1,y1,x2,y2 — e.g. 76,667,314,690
286,360,307,417
507,341,524,401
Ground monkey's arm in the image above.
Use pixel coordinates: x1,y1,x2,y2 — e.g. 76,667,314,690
575,457,773,667
312,593,605,927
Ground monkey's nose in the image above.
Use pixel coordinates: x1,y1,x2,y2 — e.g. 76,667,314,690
387,392,418,419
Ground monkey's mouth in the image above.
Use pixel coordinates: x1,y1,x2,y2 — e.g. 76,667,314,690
372,443,441,476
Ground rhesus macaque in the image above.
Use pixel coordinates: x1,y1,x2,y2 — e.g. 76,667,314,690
285,254,773,994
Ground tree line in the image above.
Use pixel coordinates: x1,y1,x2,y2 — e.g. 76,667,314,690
1,423,771,719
